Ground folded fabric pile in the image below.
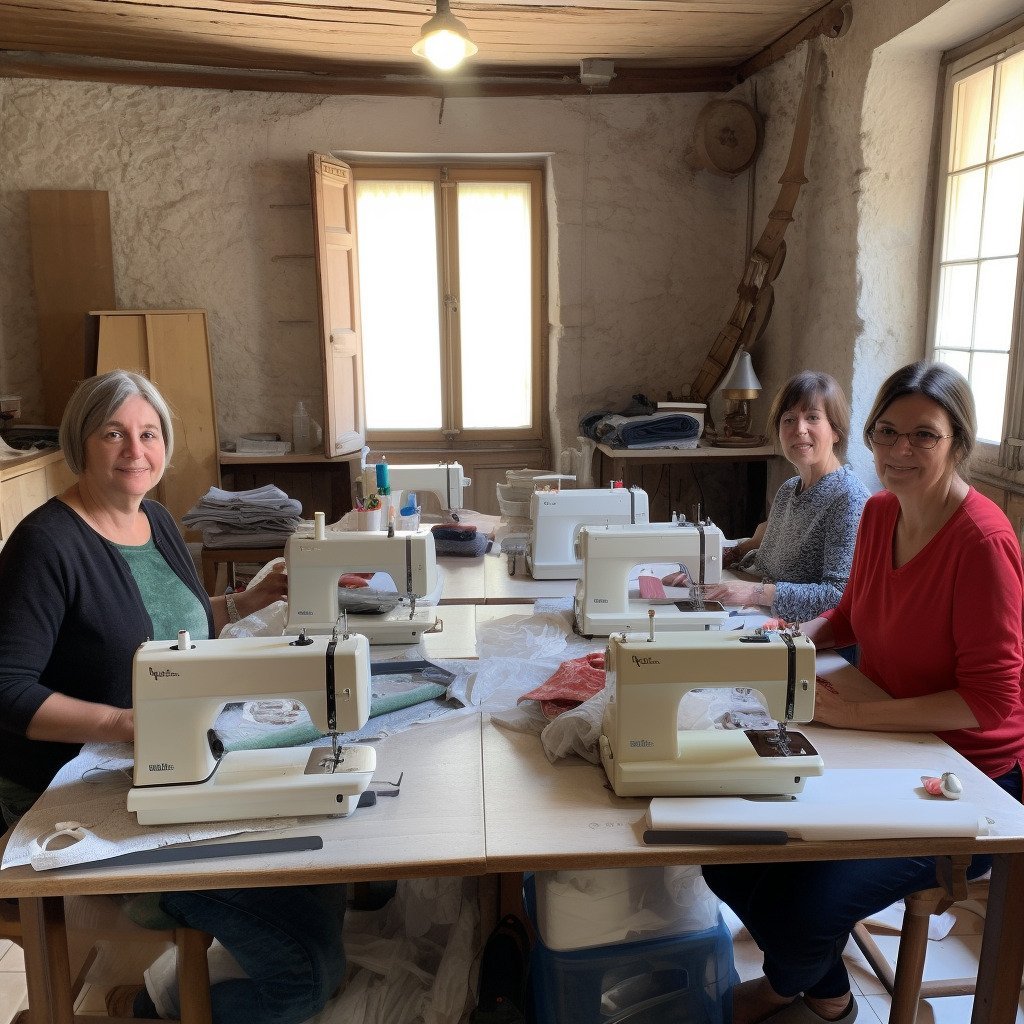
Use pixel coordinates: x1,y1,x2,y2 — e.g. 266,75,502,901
182,485,303,548
580,410,701,449
430,522,491,557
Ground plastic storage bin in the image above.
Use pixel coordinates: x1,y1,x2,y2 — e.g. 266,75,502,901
525,875,735,1024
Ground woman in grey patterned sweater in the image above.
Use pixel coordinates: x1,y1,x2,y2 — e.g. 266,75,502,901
704,371,870,621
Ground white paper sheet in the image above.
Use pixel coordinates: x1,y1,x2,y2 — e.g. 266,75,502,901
2,743,300,871
647,769,987,840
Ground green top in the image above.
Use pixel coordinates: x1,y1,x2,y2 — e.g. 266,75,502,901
115,538,211,642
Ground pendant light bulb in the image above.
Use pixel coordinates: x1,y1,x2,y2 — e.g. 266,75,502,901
412,0,478,71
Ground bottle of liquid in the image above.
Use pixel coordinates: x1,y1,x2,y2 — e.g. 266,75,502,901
292,401,311,454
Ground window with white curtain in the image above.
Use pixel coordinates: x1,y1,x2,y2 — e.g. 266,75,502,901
353,165,544,445
929,32,1024,465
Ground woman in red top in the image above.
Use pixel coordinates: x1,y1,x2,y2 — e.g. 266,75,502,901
703,361,1024,1024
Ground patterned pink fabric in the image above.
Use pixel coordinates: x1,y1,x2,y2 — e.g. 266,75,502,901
519,652,606,719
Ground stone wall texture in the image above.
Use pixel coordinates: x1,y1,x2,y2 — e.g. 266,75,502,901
2,0,1020,502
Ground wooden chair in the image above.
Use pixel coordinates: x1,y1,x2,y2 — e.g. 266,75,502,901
1,895,213,1024
851,855,1021,1024
200,545,285,595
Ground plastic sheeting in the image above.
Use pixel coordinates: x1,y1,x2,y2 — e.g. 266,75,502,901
141,878,479,1024
480,600,773,764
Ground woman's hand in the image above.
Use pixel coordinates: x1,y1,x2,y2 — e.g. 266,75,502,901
660,570,691,587
340,573,373,589
722,544,748,569
237,562,288,616
704,581,774,608
811,677,859,729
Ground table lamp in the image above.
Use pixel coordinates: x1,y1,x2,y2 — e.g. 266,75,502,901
710,350,766,447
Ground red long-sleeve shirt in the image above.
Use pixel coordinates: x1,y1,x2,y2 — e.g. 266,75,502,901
823,488,1024,779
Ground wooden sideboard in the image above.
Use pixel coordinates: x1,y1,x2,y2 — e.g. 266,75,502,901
0,449,75,547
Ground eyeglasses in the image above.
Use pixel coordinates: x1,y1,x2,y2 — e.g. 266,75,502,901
867,427,952,450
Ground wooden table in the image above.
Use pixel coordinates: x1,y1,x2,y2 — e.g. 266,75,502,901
481,654,1024,1023
7,631,1024,1024
436,556,488,605
4,713,487,1024
482,549,576,603
595,442,776,537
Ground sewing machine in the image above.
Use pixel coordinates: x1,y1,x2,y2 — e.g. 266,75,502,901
358,452,471,514
573,522,729,636
127,631,375,824
526,485,650,579
285,513,442,643
599,627,824,797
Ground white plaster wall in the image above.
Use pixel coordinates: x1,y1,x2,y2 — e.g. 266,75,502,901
742,0,1024,495
0,82,744,458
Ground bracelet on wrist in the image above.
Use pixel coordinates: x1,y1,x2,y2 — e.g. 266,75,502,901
225,591,241,623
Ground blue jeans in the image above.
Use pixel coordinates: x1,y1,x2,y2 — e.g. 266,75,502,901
137,884,347,1024
702,762,1022,1000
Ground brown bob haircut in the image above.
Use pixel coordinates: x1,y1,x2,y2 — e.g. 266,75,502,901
766,371,851,456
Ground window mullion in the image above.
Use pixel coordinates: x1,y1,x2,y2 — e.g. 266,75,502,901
439,168,464,437
1001,209,1024,468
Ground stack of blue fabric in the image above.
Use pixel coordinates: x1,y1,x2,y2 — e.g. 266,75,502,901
431,523,491,557
580,411,701,449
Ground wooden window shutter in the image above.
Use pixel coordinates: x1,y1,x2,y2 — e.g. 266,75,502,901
309,152,366,456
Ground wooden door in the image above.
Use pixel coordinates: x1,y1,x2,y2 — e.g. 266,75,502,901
309,153,365,457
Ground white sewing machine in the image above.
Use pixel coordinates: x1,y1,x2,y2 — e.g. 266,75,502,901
359,450,471,514
599,627,824,797
127,631,375,824
285,514,442,643
574,522,729,636
526,485,650,579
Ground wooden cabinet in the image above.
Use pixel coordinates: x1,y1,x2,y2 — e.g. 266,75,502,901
92,309,220,533
0,450,76,547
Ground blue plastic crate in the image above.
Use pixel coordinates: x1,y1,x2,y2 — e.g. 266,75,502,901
524,874,736,1024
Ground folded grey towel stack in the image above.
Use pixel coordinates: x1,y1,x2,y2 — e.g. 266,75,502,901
183,485,303,549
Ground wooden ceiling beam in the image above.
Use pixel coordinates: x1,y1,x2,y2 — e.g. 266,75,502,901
732,0,852,81
0,50,738,94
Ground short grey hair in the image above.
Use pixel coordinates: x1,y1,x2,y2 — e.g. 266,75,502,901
59,370,174,476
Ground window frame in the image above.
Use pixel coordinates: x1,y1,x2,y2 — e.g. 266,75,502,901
350,162,546,449
927,28,1024,472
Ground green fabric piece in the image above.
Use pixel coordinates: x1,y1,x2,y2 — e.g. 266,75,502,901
223,682,448,752
120,892,180,931
369,682,447,717
224,720,324,752
114,538,210,642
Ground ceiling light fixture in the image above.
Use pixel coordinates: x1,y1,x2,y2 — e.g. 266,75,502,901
412,0,478,71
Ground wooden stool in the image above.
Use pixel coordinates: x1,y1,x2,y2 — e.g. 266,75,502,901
851,855,1014,1024
200,545,285,595
4,894,213,1024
